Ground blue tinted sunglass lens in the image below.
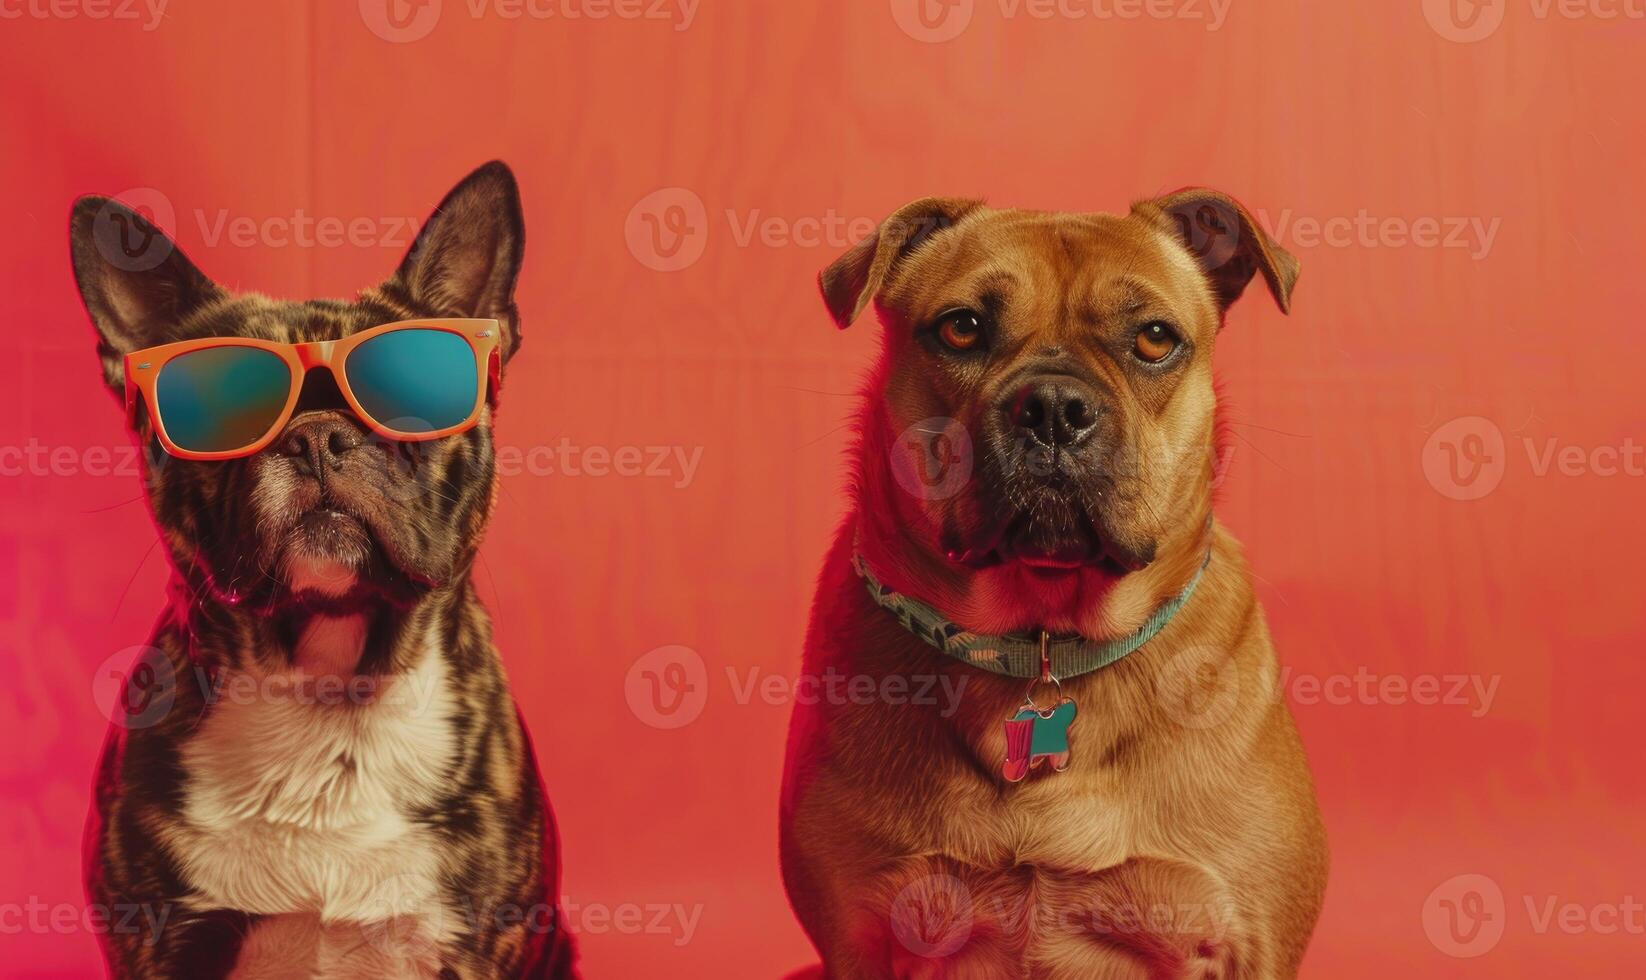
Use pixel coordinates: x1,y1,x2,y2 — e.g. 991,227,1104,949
344,328,479,435
154,347,292,454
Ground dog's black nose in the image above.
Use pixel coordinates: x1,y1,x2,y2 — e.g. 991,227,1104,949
278,413,365,475
1008,376,1099,448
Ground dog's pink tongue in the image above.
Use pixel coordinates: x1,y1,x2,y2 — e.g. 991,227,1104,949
293,613,370,678
1018,553,1088,570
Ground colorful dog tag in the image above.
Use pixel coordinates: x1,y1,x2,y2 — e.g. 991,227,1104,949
1002,698,1077,782
1002,631,1078,782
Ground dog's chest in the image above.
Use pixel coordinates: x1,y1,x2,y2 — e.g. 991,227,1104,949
163,649,457,922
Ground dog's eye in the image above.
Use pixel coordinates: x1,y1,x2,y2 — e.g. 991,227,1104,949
1133,322,1180,363
935,310,985,352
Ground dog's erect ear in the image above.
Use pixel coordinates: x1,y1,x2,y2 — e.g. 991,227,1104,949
819,197,983,328
390,161,525,360
69,196,223,397
1134,188,1298,317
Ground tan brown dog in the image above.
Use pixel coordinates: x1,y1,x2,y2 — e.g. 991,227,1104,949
779,190,1327,978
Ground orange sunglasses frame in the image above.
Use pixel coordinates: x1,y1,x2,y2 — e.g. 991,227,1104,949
124,318,503,461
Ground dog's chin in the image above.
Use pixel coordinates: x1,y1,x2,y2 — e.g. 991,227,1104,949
274,509,405,612
1000,517,1107,574
944,510,1137,579
284,559,370,608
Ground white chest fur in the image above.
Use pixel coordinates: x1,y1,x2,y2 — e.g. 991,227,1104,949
164,620,457,935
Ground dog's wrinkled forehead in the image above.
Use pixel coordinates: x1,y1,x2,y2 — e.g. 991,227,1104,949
820,190,1297,337
880,210,1222,341
168,294,416,347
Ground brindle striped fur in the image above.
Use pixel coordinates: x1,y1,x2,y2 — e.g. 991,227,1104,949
72,162,576,978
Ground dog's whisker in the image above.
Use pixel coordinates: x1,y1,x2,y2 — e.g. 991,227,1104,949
84,493,149,514
1228,428,1290,474
775,385,859,398
1223,419,1313,439
111,535,166,624
802,423,854,448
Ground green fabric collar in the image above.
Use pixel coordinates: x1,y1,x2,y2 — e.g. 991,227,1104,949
852,548,1211,681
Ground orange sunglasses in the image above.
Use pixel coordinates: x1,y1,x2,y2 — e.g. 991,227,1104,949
124,318,502,460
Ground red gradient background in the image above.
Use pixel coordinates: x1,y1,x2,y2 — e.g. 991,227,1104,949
3,1,1644,976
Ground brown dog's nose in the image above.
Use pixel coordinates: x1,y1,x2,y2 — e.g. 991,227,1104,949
1009,376,1099,449
278,413,366,475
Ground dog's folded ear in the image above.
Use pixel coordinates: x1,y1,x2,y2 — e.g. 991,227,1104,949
69,197,223,398
819,197,983,328
389,160,526,360
1133,188,1298,317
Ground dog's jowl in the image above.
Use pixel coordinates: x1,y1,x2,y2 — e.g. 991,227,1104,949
780,191,1329,978
73,163,577,978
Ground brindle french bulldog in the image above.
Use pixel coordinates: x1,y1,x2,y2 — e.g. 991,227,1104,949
780,191,1328,978
74,163,577,978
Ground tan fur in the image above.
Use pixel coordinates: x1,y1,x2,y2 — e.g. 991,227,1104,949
781,192,1327,978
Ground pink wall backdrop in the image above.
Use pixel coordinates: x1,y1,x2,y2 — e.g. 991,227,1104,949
2,1,1644,976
